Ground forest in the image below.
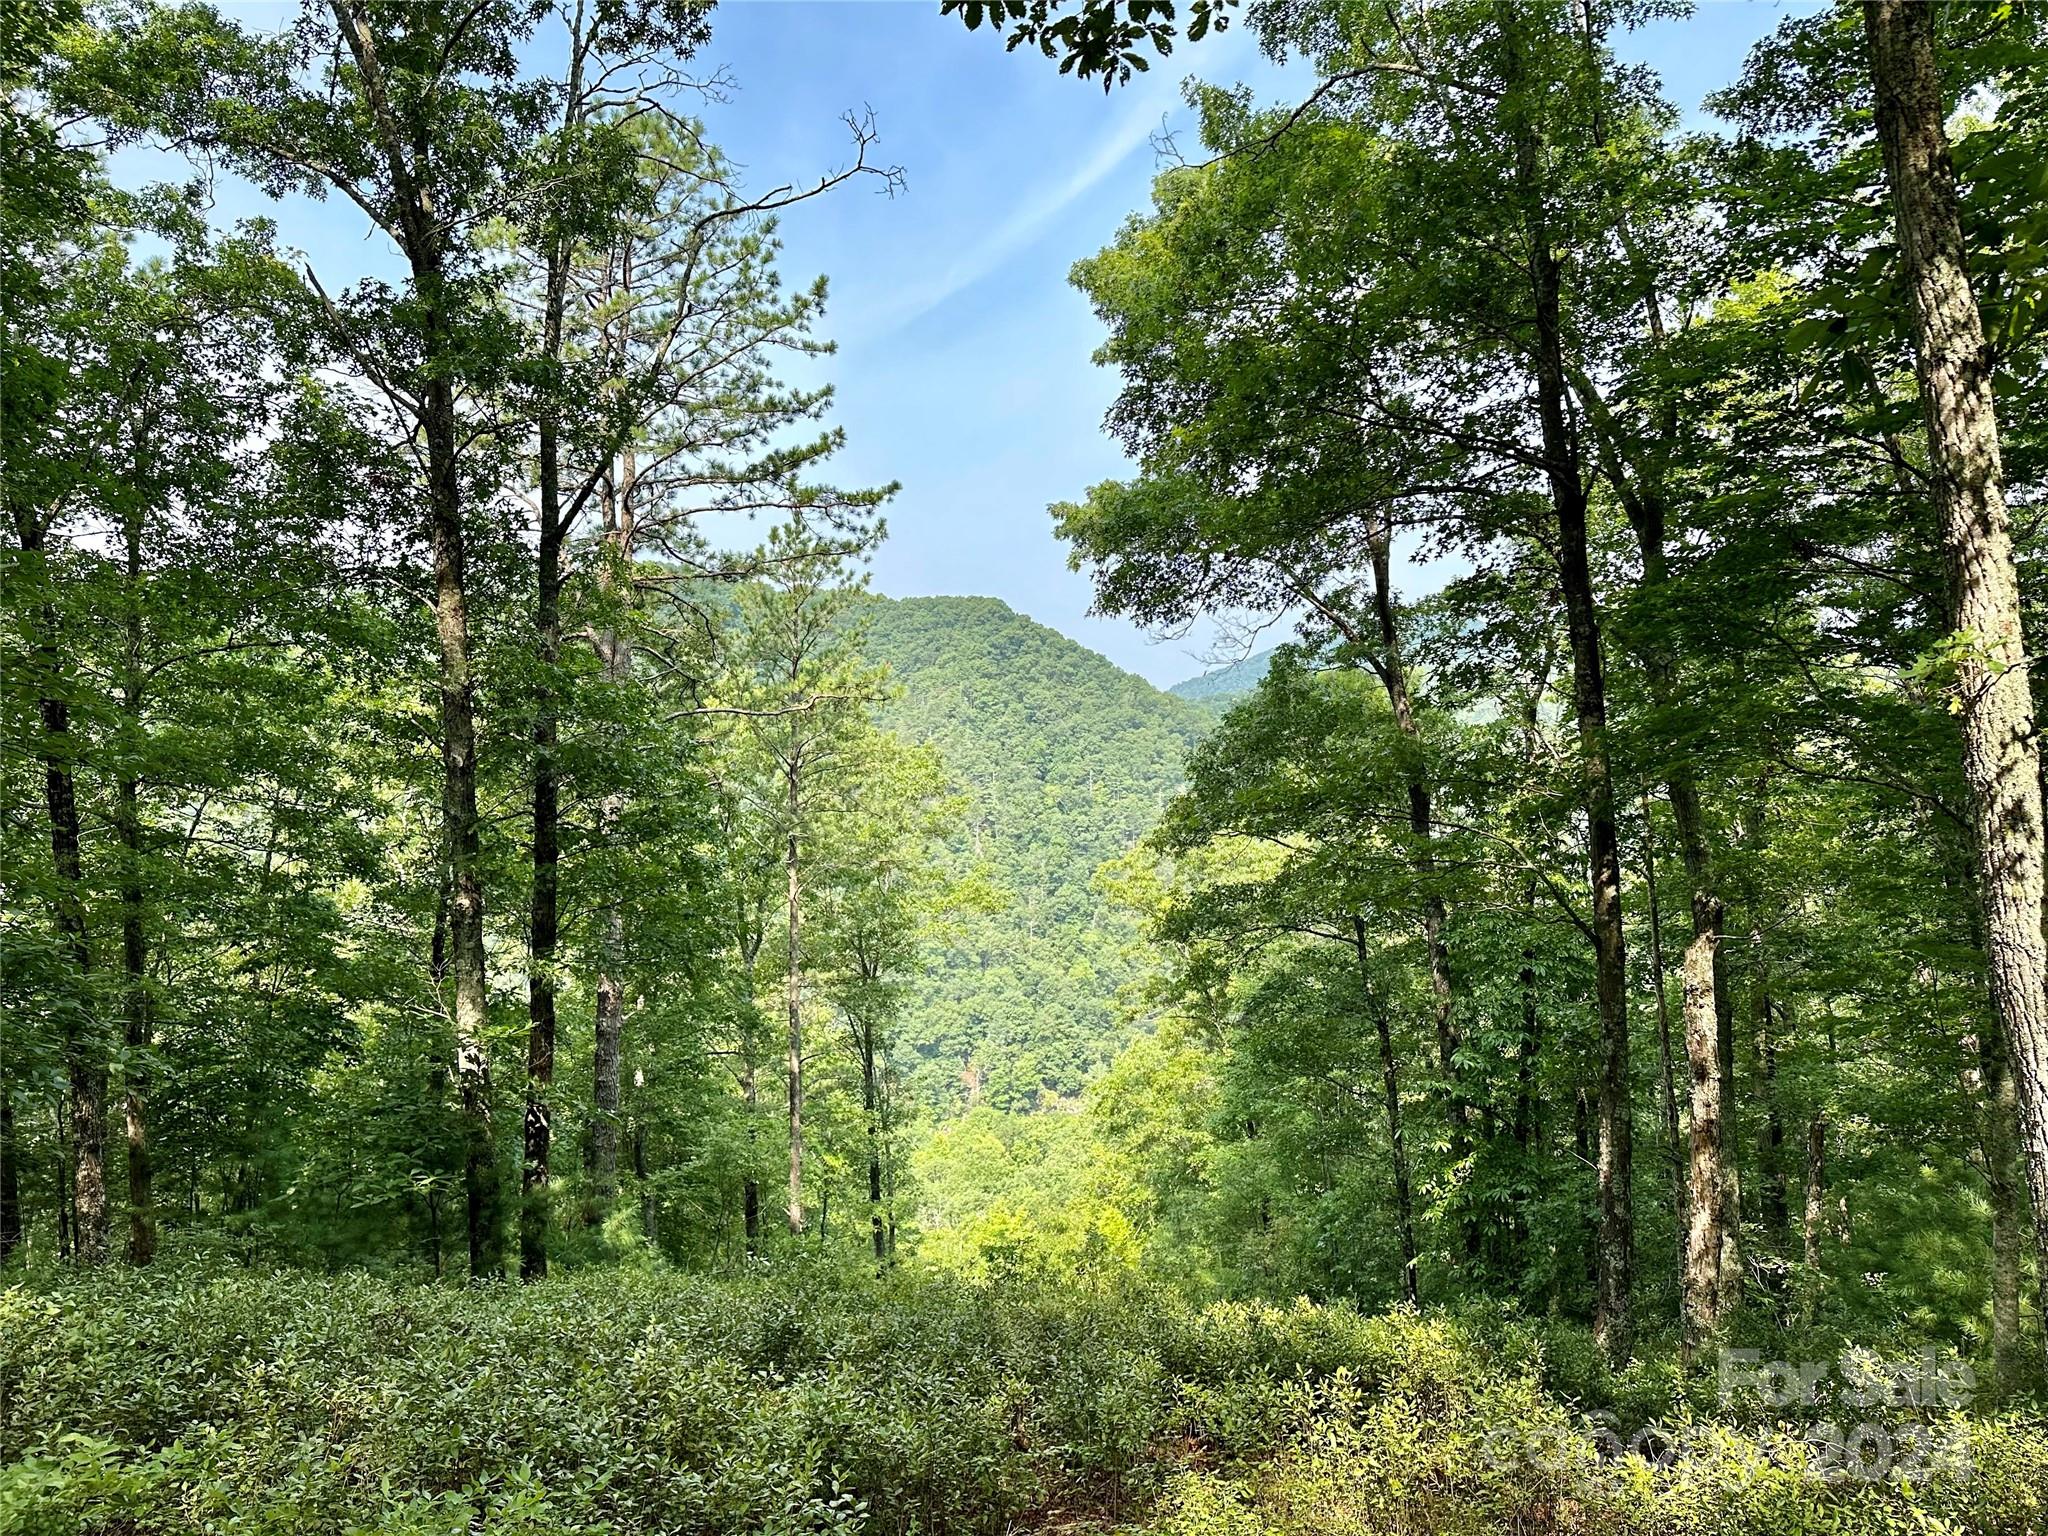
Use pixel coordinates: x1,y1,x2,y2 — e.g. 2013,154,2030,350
7,0,2048,1531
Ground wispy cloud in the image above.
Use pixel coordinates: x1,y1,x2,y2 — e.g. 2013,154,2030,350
853,35,1249,343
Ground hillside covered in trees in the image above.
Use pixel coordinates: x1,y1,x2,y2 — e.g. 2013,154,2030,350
10,0,2048,1531
864,595,1207,1109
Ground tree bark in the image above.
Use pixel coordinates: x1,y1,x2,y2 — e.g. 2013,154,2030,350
742,1050,761,1255
1865,0,2048,1372
1683,931,1726,1347
1356,918,1418,1306
1753,946,1786,1241
785,793,806,1235
1982,1025,2023,1388
861,1022,886,1266
521,261,569,1279
116,505,154,1266
1521,201,1633,1360
0,1074,20,1267
1365,520,1463,1171
31,570,107,1265
1499,6,1631,1352
1603,442,1740,1320
1642,806,1686,1308
588,905,625,1209
1800,1111,1826,1328
330,0,502,1280
585,448,638,1217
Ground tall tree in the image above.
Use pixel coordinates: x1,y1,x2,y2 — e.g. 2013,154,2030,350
1861,0,2048,1365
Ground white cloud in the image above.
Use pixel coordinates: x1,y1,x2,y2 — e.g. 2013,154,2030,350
854,32,1252,342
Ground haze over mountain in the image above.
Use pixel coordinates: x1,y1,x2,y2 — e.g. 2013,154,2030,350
1167,647,1278,709
861,596,1209,1111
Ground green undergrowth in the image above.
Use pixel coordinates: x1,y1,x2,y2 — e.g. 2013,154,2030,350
1,1263,2043,1534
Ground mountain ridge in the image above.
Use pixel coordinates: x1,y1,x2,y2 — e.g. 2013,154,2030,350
859,594,1209,1110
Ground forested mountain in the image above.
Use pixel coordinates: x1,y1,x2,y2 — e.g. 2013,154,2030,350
1166,645,1276,707
860,597,1208,1109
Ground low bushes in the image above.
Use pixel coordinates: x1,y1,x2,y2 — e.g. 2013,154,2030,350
1,1264,2041,1534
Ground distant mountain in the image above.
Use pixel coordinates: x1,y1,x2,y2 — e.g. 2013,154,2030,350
860,596,1209,1113
1167,646,1277,708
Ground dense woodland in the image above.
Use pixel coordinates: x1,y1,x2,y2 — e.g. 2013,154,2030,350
9,0,2048,1530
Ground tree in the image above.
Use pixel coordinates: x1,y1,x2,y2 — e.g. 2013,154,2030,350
1861,0,2048,1371
725,524,886,1235
69,0,588,1275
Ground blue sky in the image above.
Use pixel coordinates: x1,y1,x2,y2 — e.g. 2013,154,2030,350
679,1,1810,686
124,0,1813,687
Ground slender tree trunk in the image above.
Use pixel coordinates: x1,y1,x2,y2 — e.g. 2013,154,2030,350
1865,0,2048,1373
1800,1112,1826,1330
0,1074,20,1266
1365,523,1463,1173
521,356,566,1282
116,503,155,1267
1518,184,1633,1359
862,1024,886,1266
1608,458,1740,1320
1982,1025,2024,1388
742,1051,761,1255
585,452,638,1217
588,905,625,1209
1514,882,1541,1154
331,0,504,1282
55,1098,72,1261
1356,917,1418,1306
32,584,107,1265
350,4,499,1277
1753,953,1786,1240
116,725,153,1267
422,361,501,1279
1641,804,1686,1308
1683,931,1726,1349
1498,6,1631,1350
1743,796,1786,1246
785,781,806,1235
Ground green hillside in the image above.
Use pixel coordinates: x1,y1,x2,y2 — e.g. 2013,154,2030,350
1166,645,1276,708
861,596,1208,1110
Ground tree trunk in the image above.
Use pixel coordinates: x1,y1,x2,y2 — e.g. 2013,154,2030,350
1982,1025,2023,1389
1753,949,1786,1240
116,502,155,1267
1865,0,2048,1373
1365,521,1463,1174
1683,931,1726,1347
38,644,107,1263
1800,1112,1826,1327
0,1075,20,1266
1526,222,1633,1360
585,452,638,1218
1607,444,1739,1322
330,0,502,1278
521,363,566,1282
1499,6,1631,1351
785,798,806,1235
1641,806,1686,1308
1356,917,1418,1306
742,1052,761,1255
862,1024,886,1266
588,905,625,1209
423,360,501,1280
